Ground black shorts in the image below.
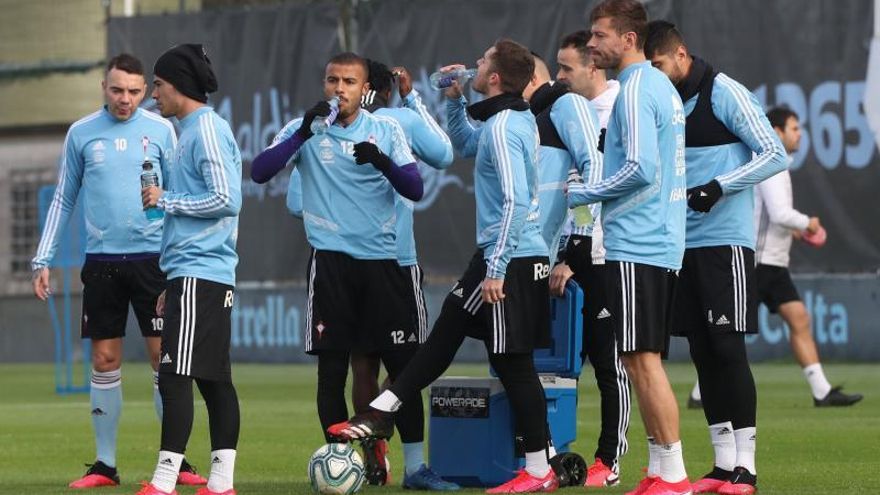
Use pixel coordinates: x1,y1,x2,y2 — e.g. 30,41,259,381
445,251,551,354
606,261,677,353
80,255,166,340
560,236,614,351
561,234,593,276
673,246,758,336
159,277,234,381
756,264,800,313
404,264,429,343
305,250,417,355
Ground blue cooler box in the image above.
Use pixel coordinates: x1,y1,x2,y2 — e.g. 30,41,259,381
534,281,584,378
428,375,578,487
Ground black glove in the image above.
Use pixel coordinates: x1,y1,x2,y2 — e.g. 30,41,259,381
687,179,723,212
597,127,607,153
353,141,393,171
298,100,332,138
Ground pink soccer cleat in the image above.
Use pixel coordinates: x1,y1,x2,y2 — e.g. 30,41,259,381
584,458,620,487
625,477,659,495
485,469,558,493
641,477,692,495
134,481,178,495
194,488,236,495
68,462,120,489
716,467,757,495
177,459,208,485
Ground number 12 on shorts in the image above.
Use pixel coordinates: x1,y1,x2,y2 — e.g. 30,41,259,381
390,330,405,344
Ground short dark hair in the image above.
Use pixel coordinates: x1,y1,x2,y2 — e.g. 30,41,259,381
366,59,394,96
766,107,799,130
559,30,591,65
490,38,535,94
106,53,144,75
326,52,369,77
589,0,648,50
644,20,685,59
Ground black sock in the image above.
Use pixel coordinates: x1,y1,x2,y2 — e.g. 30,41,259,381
381,348,423,443
317,351,350,442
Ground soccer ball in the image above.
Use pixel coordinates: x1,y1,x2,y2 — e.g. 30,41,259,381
308,443,365,494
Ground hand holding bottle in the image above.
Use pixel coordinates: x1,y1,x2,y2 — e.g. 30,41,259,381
433,64,474,99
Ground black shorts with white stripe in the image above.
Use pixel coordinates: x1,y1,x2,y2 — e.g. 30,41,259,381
672,246,758,336
159,277,235,382
606,261,677,354
446,250,552,354
305,250,418,355
403,264,429,343
756,263,801,313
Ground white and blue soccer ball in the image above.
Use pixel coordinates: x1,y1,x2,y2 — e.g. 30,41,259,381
308,443,365,494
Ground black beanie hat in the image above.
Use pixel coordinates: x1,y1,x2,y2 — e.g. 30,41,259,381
153,44,218,103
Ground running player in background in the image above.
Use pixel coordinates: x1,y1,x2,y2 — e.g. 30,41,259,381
570,2,690,494
645,20,788,495
31,53,205,489
139,43,243,495
754,108,863,407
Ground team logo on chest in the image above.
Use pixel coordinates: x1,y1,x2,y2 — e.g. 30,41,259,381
92,140,106,163
319,137,334,163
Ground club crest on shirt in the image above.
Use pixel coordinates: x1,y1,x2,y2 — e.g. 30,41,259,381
91,140,106,163
320,148,335,163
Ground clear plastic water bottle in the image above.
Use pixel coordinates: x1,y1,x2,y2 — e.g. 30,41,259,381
140,160,164,221
310,96,340,135
430,68,477,90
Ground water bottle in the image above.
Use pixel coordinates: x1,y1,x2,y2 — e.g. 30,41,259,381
140,160,164,221
567,169,593,227
310,96,340,135
430,68,477,90
572,205,593,228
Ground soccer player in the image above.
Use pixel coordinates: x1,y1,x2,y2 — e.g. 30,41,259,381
328,39,559,494
31,53,205,489
250,52,430,489
138,43,243,495
521,53,602,263
286,60,457,490
556,30,621,125
756,108,862,407
645,21,788,495
551,30,633,488
568,2,690,494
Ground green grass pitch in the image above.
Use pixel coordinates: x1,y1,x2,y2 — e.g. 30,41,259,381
0,362,876,494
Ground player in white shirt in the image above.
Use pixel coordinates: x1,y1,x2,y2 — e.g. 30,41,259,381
755,108,862,407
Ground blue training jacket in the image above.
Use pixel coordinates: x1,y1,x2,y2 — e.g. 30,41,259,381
568,61,687,270
682,72,787,249
446,94,547,279
32,107,176,270
286,88,452,266
157,106,242,286
273,109,416,260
